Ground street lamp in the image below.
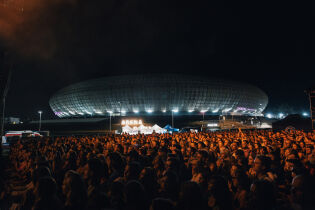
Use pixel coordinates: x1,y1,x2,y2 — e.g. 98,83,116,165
201,110,207,131
38,110,42,131
171,109,178,128
107,111,113,132
118,102,121,116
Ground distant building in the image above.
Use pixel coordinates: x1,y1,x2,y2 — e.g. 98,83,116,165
50,74,268,118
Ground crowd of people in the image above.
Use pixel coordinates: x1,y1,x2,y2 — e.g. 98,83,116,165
1,129,315,210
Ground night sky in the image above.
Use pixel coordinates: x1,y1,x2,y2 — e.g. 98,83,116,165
0,0,314,120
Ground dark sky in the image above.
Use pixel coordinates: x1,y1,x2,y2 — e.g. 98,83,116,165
1,0,314,120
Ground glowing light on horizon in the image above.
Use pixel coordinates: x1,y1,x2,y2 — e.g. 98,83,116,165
302,112,309,116
266,113,273,119
212,109,219,113
223,108,232,112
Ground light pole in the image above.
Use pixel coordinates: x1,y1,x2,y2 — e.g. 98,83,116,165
201,110,206,132
107,111,112,133
118,101,121,116
38,110,42,131
172,111,174,128
1,98,6,137
172,109,178,128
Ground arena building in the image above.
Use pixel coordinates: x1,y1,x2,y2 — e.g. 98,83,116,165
49,74,268,118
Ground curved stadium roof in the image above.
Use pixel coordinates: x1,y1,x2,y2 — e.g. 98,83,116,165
49,74,268,118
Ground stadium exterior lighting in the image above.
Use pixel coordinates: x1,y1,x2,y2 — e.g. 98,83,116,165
38,110,42,131
133,110,139,114
266,113,273,119
107,110,113,114
121,110,126,114
279,113,284,119
50,75,269,118
223,108,232,112
146,109,153,113
302,112,309,117
212,109,219,113
95,111,103,114
78,112,84,115
172,109,179,113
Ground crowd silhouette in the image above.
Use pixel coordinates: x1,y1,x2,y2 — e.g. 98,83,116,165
1,129,315,210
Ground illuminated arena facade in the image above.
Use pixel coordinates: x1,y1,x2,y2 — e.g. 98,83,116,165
49,74,268,118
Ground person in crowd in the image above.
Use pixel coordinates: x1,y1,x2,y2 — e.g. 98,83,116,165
248,179,276,210
62,170,88,210
124,180,148,210
1,129,315,210
177,181,207,210
33,176,63,210
150,198,174,210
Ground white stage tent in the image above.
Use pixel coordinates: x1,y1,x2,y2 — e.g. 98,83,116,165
122,124,166,135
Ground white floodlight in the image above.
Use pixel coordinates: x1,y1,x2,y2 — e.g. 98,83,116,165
78,112,84,115
200,110,208,113
212,109,219,113
223,108,232,112
207,123,218,127
172,109,178,113
279,113,284,118
133,110,139,114
107,111,113,114
95,111,103,114
188,109,194,113
162,109,166,113
147,109,153,113
266,113,273,119
302,112,308,116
